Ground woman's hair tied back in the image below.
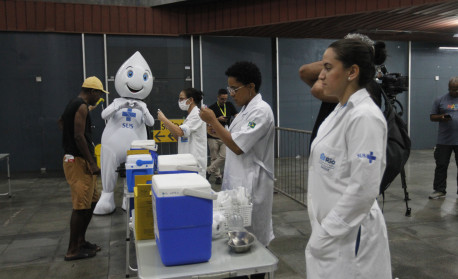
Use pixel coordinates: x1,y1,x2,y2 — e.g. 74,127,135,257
183,87,204,106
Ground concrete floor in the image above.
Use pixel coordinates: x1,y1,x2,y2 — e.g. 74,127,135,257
0,150,457,279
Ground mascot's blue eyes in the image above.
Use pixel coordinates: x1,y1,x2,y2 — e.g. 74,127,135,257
127,70,133,78
143,73,148,81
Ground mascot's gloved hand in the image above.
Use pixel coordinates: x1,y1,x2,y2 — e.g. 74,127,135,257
136,101,148,112
102,98,132,120
129,100,139,109
121,99,135,109
137,101,155,126
111,98,124,110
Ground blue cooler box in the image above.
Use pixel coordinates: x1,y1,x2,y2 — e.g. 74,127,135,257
131,140,158,173
152,173,212,266
125,153,154,193
157,154,199,174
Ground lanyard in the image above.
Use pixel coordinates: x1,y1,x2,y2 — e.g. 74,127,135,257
218,103,226,117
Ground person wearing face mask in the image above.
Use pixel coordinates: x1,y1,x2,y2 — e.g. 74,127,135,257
157,88,207,177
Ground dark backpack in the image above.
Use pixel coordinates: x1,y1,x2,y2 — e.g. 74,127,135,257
379,88,411,195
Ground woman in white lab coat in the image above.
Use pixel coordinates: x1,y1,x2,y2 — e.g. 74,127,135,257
306,39,391,279
158,88,207,177
200,62,275,252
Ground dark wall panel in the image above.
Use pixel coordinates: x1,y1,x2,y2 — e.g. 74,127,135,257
55,3,65,31
5,0,16,31
92,5,101,32
183,0,440,35
277,39,409,133
0,32,83,172
25,2,36,30
201,36,274,111
101,6,111,33
137,7,146,34
383,40,409,125
0,1,6,30
0,0,185,36
278,38,334,131
0,0,451,38
15,1,27,31
84,34,106,147
74,5,84,33
64,3,75,32
410,42,458,149
356,0,367,12
192,36,201,91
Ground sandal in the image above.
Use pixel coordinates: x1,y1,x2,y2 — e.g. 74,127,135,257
64,249,96,261
82,241,101,252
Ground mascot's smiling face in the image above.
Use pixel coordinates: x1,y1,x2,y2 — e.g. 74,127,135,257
115,51,153,100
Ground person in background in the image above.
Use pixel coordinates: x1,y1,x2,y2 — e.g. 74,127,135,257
157,88,207,177
299,33,386,144
206,88,238,184
306,39,391,278
58,76,107,261
200,61,274,279
299,61,338,143
429,77,458,199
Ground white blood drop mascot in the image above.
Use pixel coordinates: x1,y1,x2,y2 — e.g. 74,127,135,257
94,51,155,215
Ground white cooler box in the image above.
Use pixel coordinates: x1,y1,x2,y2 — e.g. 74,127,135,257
157,154,199,174
130,140,158,173
151,173,216,266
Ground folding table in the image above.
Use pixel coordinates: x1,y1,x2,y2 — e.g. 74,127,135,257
134,236,278,279
0,153,11,197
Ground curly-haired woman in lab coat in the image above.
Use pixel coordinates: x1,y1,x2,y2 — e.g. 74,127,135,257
200,62,275,279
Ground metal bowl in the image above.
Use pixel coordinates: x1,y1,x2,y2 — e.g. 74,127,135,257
227,231,256,253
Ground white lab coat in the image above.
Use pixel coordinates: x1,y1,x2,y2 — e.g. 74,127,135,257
222,94,275,246
306,89,391,279
178,106,207,177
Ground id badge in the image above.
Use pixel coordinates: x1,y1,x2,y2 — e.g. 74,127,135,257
181,137,189,143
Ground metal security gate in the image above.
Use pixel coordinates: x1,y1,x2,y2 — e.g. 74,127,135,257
274,127,312,206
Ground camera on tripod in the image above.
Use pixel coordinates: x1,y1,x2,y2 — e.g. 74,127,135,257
377,65,409,97
376,65,412,217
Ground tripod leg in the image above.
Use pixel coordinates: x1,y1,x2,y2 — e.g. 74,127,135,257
400,168,412,216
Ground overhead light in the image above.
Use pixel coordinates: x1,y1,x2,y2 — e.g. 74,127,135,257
454,34,458,37
439,47,458,50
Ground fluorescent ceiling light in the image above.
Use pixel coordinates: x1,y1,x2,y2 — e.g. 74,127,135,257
454,34,458,37
439,47,458,50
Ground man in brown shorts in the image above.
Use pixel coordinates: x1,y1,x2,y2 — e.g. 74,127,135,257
59,76,107,261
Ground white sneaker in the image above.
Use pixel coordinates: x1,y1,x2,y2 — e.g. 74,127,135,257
428,191,446,199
